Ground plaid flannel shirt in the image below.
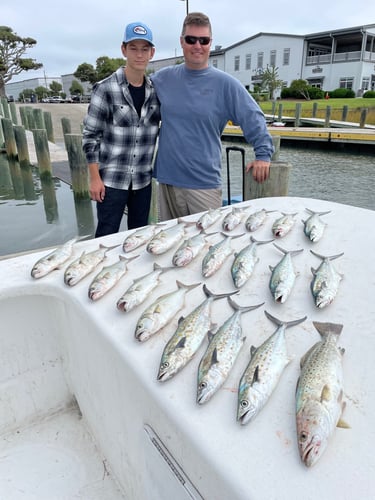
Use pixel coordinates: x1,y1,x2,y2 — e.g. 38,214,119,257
82,66,160,190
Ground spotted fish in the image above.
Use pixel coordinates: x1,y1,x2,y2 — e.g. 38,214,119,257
231,236,273,288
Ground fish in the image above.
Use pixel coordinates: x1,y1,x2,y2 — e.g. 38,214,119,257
237,310,306,425
201,232,244,278
245,209,276,232
196,208,223,230
122,224,162,253
296,321,348,467
196,297,263,405
88,254,138,301
272,212,298,238
146,221,192,255
116,263,174,312
222,206,248,232
302,209,331,242
157,285,238,382
30,236,87,279
135,281,201,342
310,250,344,308
172,231,208,267
231,236,274,288
64,244,119,286
269,244,304,303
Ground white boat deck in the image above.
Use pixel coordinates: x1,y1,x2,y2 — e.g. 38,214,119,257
0,196,374,499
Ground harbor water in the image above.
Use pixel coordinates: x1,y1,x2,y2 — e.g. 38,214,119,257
0,141,374,257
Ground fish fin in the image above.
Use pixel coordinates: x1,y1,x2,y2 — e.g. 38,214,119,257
176,337,186,349
337,419,350,429
177,316,185,325
210,347,219,366
313,321,344,339
320,384,332,402
251,365,259,385
250,345,257,357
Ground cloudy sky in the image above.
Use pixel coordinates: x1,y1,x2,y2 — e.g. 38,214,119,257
3,0,372,82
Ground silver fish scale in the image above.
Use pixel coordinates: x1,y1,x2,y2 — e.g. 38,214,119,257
269,253,297,303
222,208,246,232
122,226,155,252
147,224,185,255
238,325,290,424
245,210,267,232
88,257,131,301
304,214,326,242
196,208,222,230
197,310,246,404
202,236,234,278
272,214,296,237
172,233,206,267
117,268,163,312
311,260,342,308
64,246,114,286
231,242,258,288
31,237,77,278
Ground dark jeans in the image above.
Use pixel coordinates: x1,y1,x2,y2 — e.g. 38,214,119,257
95,184,151,238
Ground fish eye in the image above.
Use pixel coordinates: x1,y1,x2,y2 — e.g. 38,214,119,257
162,362,169,369
199,381,207,389
299,431,308,442
240,400,249,408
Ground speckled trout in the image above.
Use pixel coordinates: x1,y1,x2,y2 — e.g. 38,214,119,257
272,212,298,238
88,254,138,301
31,236,87,279
302,208,331,243
296,321,348,467
310,250,344,308
196,297,263,405
269,244,304,303
202,232,244,278
64,244,119,286
135,281,201,342
157,285,238,382
231,236,273,288
116,263,174,312
237,310,306,425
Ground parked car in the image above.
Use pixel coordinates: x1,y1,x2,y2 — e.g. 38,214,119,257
48,96,65,103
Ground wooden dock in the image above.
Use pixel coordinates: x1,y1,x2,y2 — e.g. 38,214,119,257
222,125,375,148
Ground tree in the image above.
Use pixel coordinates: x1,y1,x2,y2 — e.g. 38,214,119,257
260,65,283,99
49,80,62,95
0,26,43,97
70,79,84,96
96,56,123,81
74,62,97,85
290,79,311,100
34,85,49,101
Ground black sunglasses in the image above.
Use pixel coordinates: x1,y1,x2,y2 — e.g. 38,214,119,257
183,35,211,46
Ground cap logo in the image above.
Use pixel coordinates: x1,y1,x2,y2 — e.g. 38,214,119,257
133,26,147,35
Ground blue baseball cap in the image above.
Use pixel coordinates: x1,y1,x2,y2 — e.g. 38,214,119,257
124,22,154,46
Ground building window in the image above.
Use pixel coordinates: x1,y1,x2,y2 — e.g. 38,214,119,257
246,53,251,70
339,77,354,89
270,50,276,67
361,77,370,90
283,48,290,65
234,55,240,71
212,59,218,68
257,52,264,69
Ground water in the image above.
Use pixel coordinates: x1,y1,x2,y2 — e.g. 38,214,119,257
1,143,374,257
221,141,375,211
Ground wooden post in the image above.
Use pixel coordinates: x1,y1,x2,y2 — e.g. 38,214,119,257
277,104,283,122
8,159,24,199
294,103,302,127
272,136,281,161
32,108,46,130
0,97,11,120
40,176,59,223
9,102,18,125
1,117,17,159
359,108,367,128
19,106,29,129
25,107,35,130
14,125,31,169
312,102,318,118
61,117,72,148
324,106,331,127
0,119,4,148
148,178,159,224
43,111,55,143
64,133,90,201
32,129,52,180
244,161,291,201
342,105,348,121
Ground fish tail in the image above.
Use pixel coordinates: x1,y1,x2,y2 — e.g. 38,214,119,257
312,321,344,340
310,249,344,261
250,236,274,245
176,280,201,291
273,243,304,257
264,310,307,329
228,296,264,313
153,262,174,273
99,243,121,252
305,208,331,217
202,284,238,300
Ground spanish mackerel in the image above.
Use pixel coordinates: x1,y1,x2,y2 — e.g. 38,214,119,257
296,321,348,467
146,221,192,255
272,212,298,238
135,281,201,342
116,263,174,312
310,250,344,308
231,236,273,288
64,244,119,286
122,224,162,252
222,206,248,232
157,285,237,382
202,232,244,278
237,310,306,425
269,244,303,303
172,231,208,267
88,254,138,301
196,297,263,405
196,208,223,230
302,208,331,243
245,209,276,232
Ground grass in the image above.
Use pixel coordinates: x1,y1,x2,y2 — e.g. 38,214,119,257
258,98,375,125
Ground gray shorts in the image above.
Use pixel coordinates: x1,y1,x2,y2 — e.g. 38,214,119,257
158,184,222,221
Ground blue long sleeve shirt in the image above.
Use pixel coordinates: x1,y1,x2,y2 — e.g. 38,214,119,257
151,64,274,190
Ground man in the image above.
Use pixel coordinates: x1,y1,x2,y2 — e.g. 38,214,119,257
151,12,274,221
82,22,160,237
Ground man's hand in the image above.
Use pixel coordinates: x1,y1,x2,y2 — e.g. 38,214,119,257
246,159,271,183
90,177,106,202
